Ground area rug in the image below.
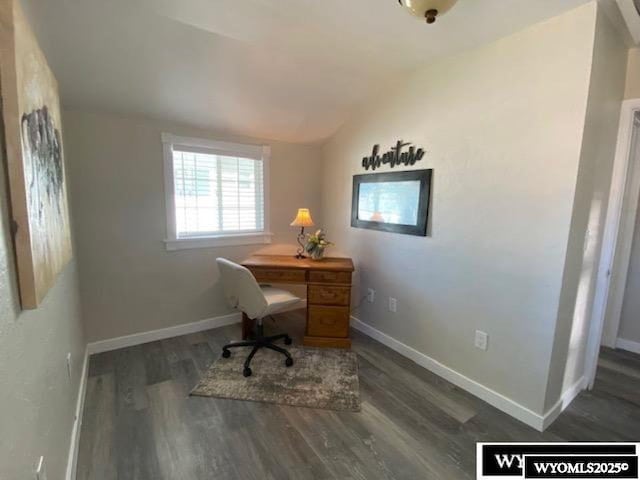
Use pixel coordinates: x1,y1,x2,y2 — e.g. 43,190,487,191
191,346,360,412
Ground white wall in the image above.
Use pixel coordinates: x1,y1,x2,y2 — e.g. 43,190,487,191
544,6,628,410
321,3,598,416
0,5,85,480
63,110,323,342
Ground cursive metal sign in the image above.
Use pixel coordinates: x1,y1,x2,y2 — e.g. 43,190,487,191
362,140,425,171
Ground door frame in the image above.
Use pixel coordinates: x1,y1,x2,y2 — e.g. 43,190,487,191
584,98,640,389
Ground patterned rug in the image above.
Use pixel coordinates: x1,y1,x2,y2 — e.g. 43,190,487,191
191,346,360,412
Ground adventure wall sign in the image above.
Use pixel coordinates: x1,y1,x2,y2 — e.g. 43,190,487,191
362,140,425,171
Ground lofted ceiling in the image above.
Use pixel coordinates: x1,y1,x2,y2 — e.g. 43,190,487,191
23,0,591,143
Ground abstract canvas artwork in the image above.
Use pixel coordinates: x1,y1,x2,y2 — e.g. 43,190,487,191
0,0,72,308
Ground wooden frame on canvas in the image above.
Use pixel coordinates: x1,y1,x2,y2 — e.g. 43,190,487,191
0,0,73,308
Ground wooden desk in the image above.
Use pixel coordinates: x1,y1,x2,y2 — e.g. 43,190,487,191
241,255,355,348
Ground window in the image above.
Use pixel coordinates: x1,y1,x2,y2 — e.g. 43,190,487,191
172,149,263,235
162,134,271,250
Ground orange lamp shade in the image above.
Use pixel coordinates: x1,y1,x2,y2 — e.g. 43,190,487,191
290,208,314,228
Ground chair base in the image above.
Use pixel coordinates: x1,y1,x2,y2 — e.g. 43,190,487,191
221,322,293,377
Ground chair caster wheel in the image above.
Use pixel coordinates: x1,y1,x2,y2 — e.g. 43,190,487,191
284,336,292,345
243,367,252,377
285,357,294,367
222,349,231,358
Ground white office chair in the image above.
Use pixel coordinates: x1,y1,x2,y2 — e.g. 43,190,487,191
216,258,301,377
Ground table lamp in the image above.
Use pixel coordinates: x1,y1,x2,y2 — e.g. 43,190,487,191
290,208,314,258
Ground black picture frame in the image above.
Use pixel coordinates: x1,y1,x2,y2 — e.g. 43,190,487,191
351,169,432,236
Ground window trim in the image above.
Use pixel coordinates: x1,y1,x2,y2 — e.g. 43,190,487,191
162,133,272,251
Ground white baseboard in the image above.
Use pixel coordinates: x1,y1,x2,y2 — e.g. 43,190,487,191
616,337,640,354
65,346,89,480
87,312,242,354
541,375,587,431
350,316,583,432
87,300,307,355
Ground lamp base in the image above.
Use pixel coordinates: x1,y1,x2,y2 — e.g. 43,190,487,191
295,228,307,259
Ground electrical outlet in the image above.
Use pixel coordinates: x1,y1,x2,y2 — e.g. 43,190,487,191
35,456,47,480
475,330,488,351
66,352,72,379
367,288,375,303
389,297,397,313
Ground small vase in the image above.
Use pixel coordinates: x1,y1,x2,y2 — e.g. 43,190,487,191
310,247,325,261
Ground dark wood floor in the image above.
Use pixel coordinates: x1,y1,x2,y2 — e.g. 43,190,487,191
77,310,640,479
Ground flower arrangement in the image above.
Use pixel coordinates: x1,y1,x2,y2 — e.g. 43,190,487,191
305,229,334,260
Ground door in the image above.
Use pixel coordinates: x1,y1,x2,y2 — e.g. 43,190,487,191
616,186,640,352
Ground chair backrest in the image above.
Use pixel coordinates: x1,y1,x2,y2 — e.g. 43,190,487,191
216,258,268,320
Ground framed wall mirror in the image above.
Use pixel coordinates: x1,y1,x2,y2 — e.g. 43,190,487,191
351,169,432,236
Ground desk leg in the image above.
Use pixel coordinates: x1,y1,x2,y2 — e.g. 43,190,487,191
241,313,255,340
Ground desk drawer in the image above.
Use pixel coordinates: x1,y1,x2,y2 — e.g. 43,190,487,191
307,306,350,338
308,285,350,306
250,268,306,284
309,270,352,284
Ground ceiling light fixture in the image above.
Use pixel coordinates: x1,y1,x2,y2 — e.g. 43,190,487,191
397,0,458,24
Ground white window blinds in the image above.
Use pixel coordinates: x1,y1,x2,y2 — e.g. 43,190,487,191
172,146,265,238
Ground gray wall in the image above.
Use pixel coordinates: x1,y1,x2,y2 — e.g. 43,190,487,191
320,3,598,415
63,110,323,342
0,106,85,479
544,5,628,410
